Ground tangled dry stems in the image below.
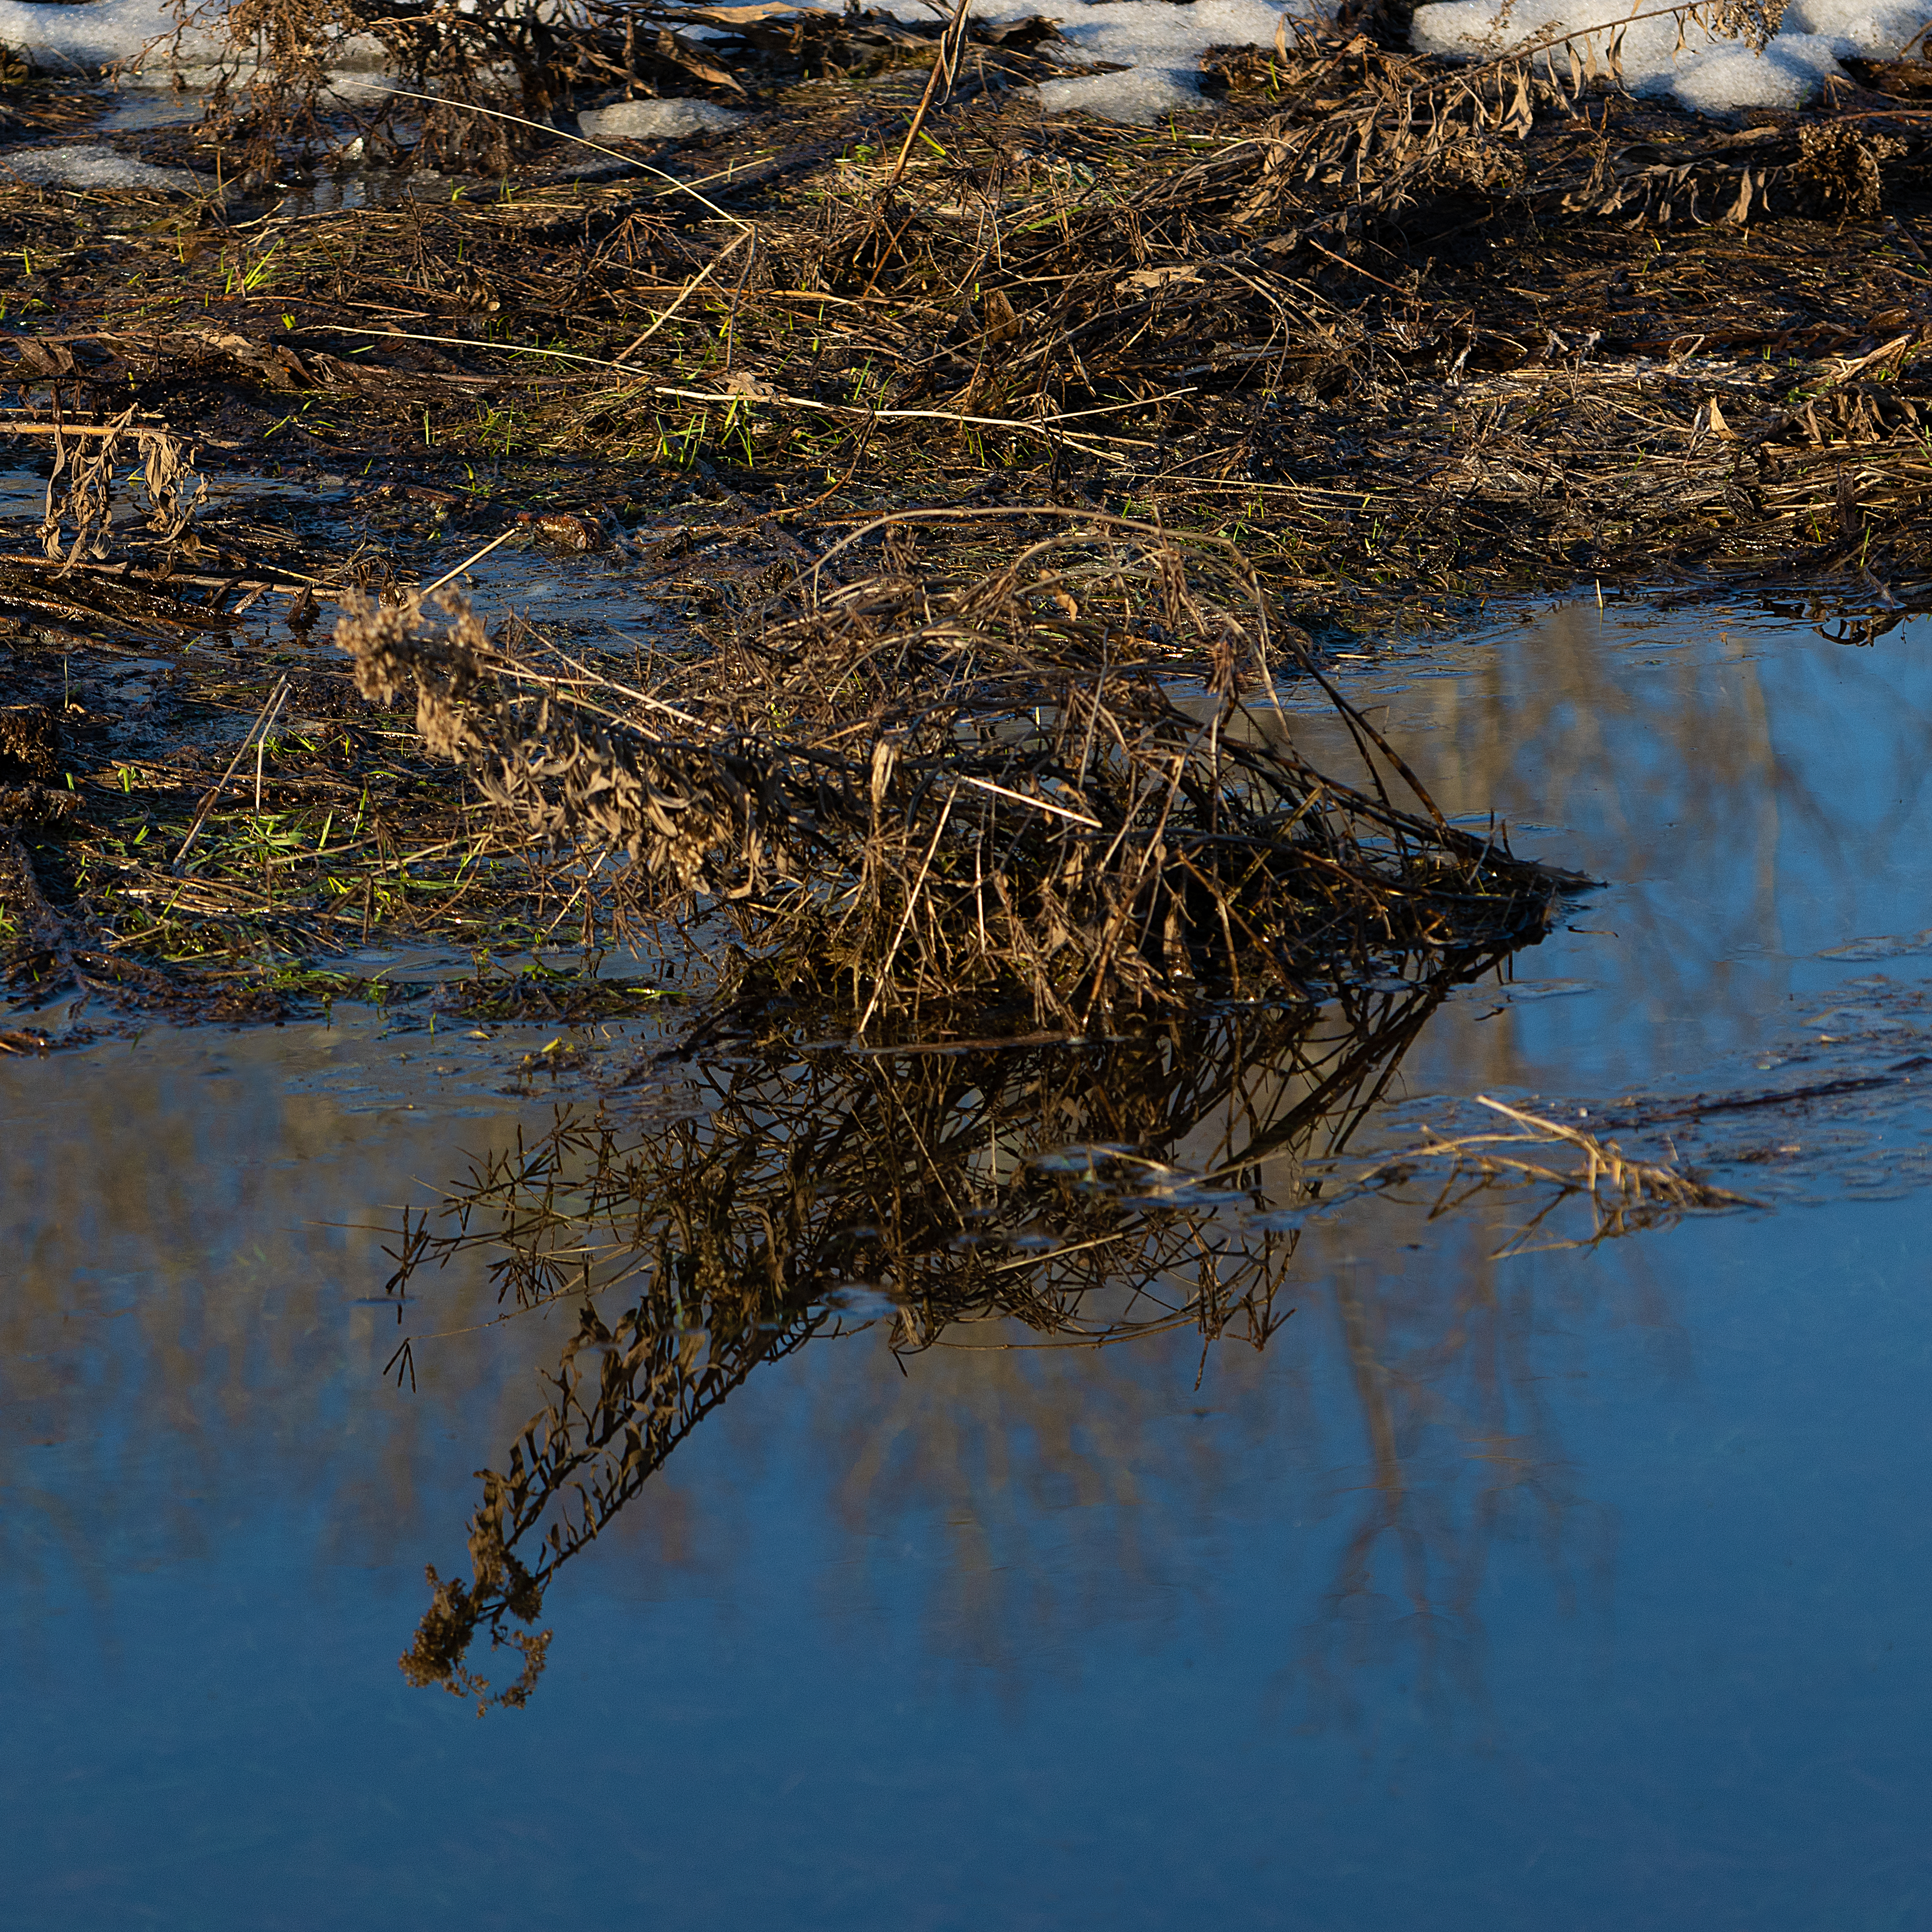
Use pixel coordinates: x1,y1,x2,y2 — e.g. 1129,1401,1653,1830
338,517,1577,1028
181,0,1084,174
1349,1093,1760,1254
12,0,1932,633
489,18,1932,602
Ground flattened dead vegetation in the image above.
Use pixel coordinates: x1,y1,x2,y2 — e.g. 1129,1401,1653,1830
3,6,1930,1018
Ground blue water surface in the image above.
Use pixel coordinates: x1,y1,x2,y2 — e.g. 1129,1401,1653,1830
4,600,1930,1931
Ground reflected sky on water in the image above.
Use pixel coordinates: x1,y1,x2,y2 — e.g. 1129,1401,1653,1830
4,601,1931,1930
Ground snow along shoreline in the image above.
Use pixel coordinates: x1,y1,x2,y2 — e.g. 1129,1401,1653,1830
0,0,1928,132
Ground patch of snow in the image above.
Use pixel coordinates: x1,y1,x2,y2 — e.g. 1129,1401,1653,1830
974,0,1291,66
972,0,1297,119
1034,63,1212,124
0,0,190,72
576,97,747,141
1785,0,1932,53
1672,29,1845,110
1412,0,1932,112
0,142,209,192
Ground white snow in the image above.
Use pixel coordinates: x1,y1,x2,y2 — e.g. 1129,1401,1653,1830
973,0,1300,122
1671,29,1844,110
0,142,209,191
1787,0,1932,53
0,0,1925,129
1412,0,1932,112
0,0,186,72
576,97,746,140
1034,63,1212,124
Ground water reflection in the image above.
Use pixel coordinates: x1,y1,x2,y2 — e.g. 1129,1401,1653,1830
0,1017,553,1628
1283,602,1932,1093
390,975,1518,1705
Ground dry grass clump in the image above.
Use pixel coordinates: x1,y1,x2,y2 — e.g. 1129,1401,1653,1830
18,2,1926,1007
34,407,198,569
488,16,1932,602
338,516,1578,1029
13,2,1931,619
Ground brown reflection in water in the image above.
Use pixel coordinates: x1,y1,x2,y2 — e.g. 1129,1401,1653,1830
803,1150,1643,1712
389,961,1574,1708
0,1033,547,1619
1281,605,1932,1083
1286,1209,1620,1722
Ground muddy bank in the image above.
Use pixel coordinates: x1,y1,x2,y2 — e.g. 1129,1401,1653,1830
4,14,1932,1022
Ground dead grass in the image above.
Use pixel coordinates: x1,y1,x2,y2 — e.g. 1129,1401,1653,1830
9,6,1932,1007
1343,1093,1760,1254
335,513,1580,1029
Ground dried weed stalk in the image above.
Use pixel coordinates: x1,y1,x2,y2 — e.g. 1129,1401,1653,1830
39,407,197,571
337,521,1577,1028
1356,1093,1759,1253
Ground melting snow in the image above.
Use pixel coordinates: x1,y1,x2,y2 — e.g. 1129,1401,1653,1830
0,0,184,71
976,0,1299,123
1412,0,1932,111
0,142,208,191
576,97,747,140
0,0,1924,131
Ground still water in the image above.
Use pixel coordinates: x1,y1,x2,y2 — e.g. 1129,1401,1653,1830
4,600,1930,1929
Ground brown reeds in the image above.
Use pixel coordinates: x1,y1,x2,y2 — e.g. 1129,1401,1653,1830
336,516,1580,1028
10,0,1932,1012
1348,1093,1760,1255
16,8,1932,613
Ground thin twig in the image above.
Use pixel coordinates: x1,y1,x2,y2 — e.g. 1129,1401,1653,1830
357,84,755,229
422,525,521,597
175,676,290,871
884,0,972,189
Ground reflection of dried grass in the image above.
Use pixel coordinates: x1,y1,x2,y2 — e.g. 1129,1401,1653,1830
383,993,1755,1709
1365,1094,1759,1256
387,979,1484,1706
